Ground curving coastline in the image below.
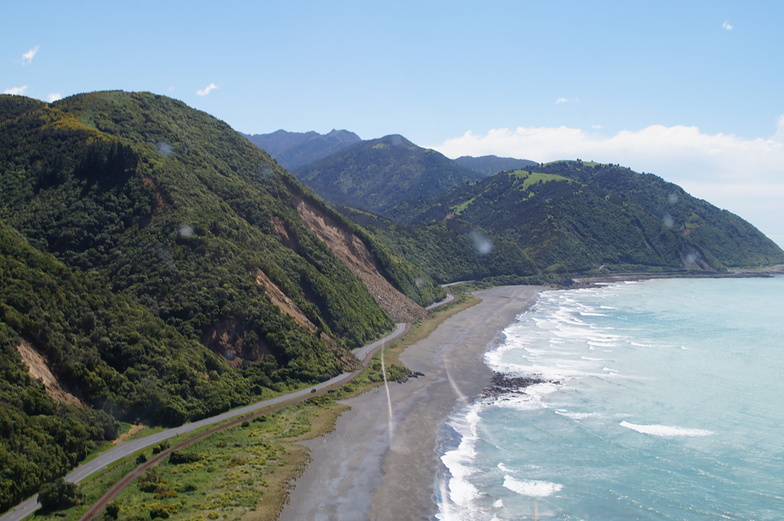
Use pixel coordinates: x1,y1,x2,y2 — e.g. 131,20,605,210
280,285,543,521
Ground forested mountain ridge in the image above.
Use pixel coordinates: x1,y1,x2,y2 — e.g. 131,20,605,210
243,128,361,170
385,161,784,275
291,134,486,213
0,91,442,511
453,154,538,176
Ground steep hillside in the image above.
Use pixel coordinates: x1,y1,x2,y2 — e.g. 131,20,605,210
454,155,538,176
387,162,784,274
341,208,540,284
244,129,361,170
0,220,227,511
0,91,443,509
0,91,444,369
295,198,429,321
292,134,486,213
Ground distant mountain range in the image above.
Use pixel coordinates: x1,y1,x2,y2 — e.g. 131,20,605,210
245,128,784,281
291,134,487,213
245,131,542,214
453,155,538,175
245,129,539,179
243,129,361,170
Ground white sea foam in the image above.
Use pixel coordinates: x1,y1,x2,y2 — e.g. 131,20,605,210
492,382,562,411
492,393,546,411
497,462,513,474
620,421,714,437
630,341,657,348
556,410,599,420
502,476,564,497
588,341,618,349
440,405,485,507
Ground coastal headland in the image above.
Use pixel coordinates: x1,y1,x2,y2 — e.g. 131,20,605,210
280,285,543,521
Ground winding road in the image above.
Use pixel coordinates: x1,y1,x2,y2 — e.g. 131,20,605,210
0,321,412,521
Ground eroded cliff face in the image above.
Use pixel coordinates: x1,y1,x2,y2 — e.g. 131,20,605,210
255,269,319,334
295,198,428,323
16,339,86,407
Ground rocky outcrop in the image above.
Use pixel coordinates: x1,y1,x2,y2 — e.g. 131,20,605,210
479,372,559,399
201,318,274,368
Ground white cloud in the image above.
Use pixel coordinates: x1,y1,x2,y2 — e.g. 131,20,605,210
556,97,580,104
774,114,784,141
46,92,62,102
196,83,219,96
722,21,734,30
432,121,784,244
21,45,39,65
3,85,28,95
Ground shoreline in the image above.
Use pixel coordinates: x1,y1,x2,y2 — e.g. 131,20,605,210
280,285,543,521
567,265,784,288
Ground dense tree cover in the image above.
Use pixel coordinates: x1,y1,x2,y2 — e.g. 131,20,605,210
384,163,784,275
0,222,258,422
342,207,538,283
292,134,485,213
0,317,116,512
0,91,441,511
0,221,261,509
0,91,387,359
37,478,83,511
536,161,784,268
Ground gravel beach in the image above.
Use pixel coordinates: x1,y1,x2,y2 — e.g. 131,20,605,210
280,285,543,521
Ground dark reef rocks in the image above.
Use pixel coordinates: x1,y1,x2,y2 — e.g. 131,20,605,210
479,372,559,399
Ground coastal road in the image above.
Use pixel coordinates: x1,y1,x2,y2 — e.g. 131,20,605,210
0,322,410,521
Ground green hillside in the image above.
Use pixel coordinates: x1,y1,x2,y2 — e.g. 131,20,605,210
0,91,442,510
341,208,539,284
292,134,486,213
385,162,784,275
0,220,245,511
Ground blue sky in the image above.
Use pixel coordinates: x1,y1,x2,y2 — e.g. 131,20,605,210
3,0,783,245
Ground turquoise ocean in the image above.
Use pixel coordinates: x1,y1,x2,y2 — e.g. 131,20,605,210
435,277,784,520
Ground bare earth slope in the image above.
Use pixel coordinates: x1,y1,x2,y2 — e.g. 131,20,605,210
296,198,428,323
16,339,85,408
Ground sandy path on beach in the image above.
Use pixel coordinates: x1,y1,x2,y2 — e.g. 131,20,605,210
279,285,543,521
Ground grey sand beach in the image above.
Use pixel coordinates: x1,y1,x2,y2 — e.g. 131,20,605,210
280,285,543,521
